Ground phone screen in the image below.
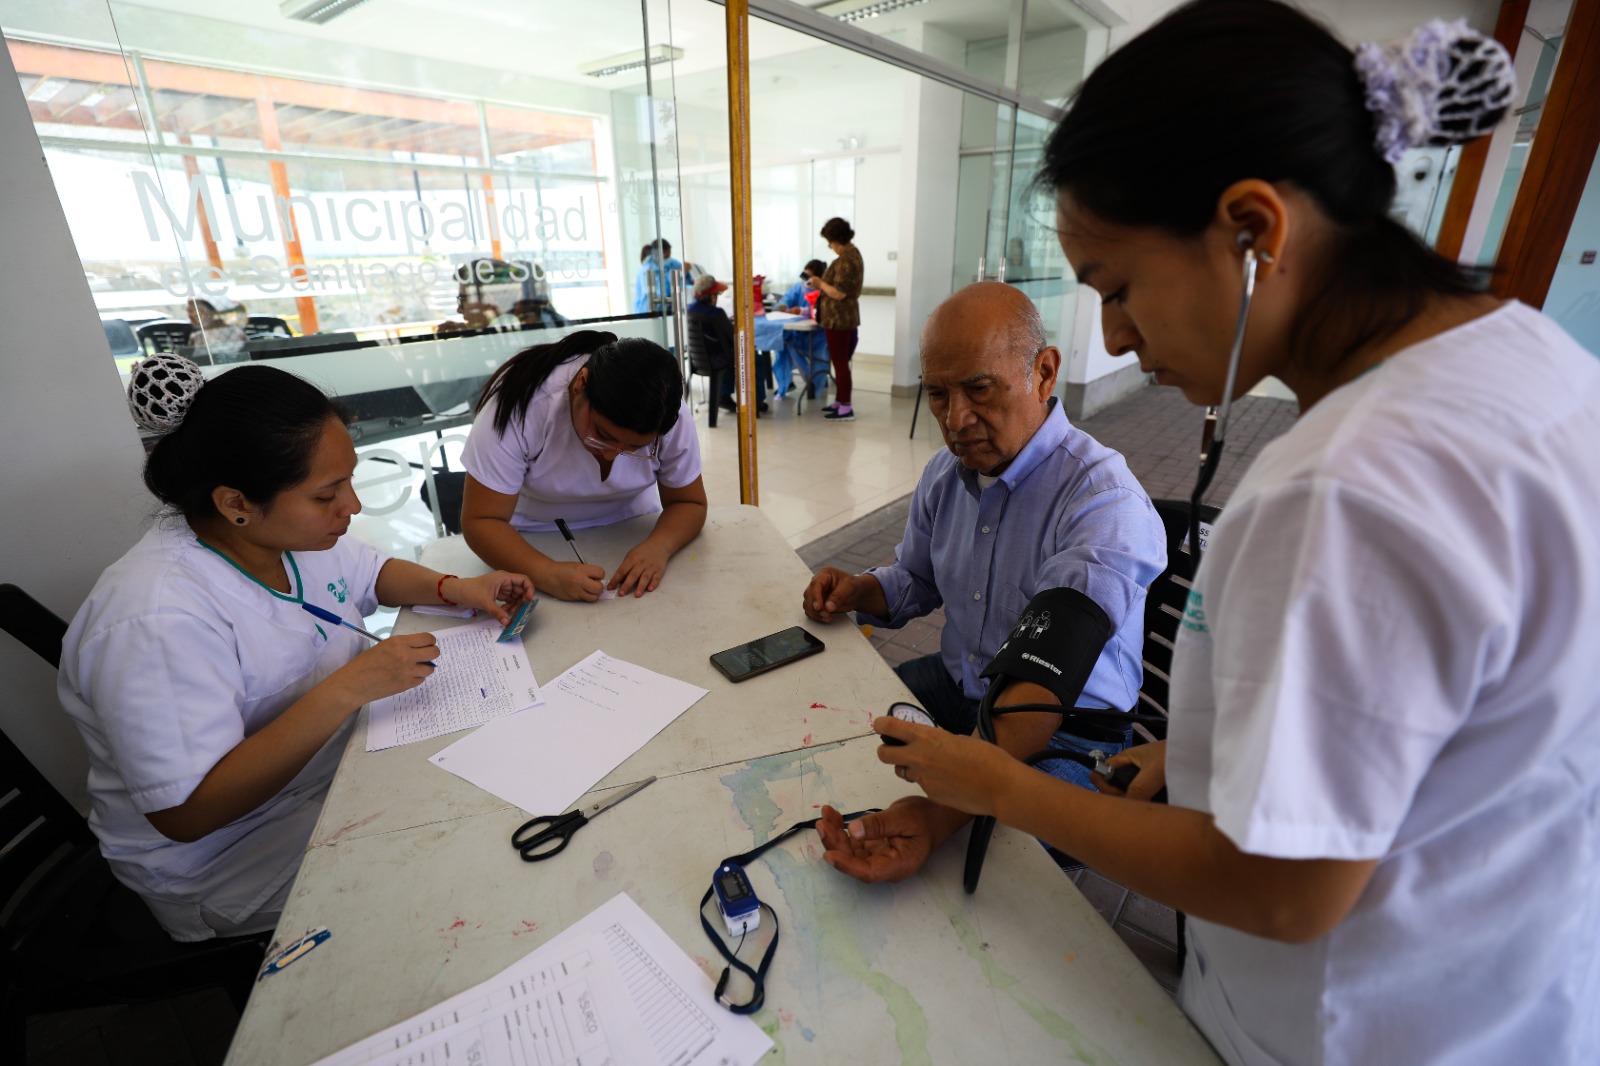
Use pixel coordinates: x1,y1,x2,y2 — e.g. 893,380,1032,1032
710,626,825,682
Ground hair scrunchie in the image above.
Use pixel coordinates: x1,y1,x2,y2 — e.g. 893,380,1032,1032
127,352,207,433
1354,18,1517,164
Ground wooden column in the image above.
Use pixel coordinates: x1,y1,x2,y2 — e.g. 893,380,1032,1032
1493,0,1600,306
725,0,759,505
1434,0,1529,260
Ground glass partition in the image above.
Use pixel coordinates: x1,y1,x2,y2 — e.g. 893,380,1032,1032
6,0,686,558
5,0,683,390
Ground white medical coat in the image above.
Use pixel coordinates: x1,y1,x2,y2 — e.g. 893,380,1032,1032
58,522,387,941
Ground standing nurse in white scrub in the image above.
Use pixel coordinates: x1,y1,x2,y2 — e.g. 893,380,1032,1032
58,358,533,942
460,330,707,601
865,3,1600,1063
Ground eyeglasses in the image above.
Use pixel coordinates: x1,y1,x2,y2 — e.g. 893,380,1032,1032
581,434,659,460
573,391,659,459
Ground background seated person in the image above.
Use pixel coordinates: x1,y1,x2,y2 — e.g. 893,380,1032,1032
187,297,248,362
687,274,768,415
803,281,1165,883
460,330,707,602
780,259,828,315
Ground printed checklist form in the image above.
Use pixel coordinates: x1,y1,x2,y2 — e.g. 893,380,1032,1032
365,616,542,751
309,893,772,1066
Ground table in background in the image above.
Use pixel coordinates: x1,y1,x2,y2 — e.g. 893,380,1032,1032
755,312,827,408
225,506,1218,1065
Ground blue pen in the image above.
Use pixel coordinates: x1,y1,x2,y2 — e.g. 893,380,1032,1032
301,602,437,667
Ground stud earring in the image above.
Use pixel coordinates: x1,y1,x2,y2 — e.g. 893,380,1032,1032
235,516,247,525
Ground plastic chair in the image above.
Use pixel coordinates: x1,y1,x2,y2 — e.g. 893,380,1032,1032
134,320,194,355
0,584,268,1059
244,315,292,340
684,314,729,428
1133,499,1221,736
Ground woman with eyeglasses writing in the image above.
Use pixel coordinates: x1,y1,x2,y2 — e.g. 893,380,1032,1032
460,330,707,601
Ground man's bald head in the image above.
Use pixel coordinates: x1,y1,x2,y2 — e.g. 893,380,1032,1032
920,282,1048,377
917,283,1061,476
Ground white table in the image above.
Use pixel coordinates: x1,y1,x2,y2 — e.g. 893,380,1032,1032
226,506,1218,1065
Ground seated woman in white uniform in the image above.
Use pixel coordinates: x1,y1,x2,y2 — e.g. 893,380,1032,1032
58,357,533,942
460,330,707,602
860,4,1600,1064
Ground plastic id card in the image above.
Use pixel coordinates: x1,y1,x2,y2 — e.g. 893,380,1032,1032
497,599,537,644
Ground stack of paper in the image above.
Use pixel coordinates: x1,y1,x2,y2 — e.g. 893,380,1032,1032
311,893,772,1066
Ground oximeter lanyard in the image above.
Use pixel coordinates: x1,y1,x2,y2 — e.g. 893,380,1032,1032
698,808,879,1014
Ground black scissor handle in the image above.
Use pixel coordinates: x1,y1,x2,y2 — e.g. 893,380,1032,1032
512,812,585,862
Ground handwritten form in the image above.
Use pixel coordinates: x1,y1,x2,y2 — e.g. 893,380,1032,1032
430,651,707,815
366,616,542,752
310,893,771,1066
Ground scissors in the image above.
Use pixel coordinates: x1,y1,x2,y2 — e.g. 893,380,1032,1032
511,776,657,862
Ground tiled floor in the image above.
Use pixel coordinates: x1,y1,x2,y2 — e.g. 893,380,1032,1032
796,385,1301,995
24,376,1300,1060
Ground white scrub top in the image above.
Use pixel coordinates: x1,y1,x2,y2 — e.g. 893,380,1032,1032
58,522,388,941
1168,303,1600,1065
459,355,701,533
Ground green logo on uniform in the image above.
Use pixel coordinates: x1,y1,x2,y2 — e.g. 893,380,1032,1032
327,577,349,603
1181,589,1208,634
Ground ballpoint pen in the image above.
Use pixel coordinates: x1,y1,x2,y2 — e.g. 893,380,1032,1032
302,602,437,667
554,518,586,564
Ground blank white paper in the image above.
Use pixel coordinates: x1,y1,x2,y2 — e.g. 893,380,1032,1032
428,650,707,815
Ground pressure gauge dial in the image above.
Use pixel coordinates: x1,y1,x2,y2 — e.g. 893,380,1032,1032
882,701,937,745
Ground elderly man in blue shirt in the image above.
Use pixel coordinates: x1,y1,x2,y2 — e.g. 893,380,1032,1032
802,281,1166,883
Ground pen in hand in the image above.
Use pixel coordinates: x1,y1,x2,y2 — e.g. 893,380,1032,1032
554,519,586,565
301,602,437,668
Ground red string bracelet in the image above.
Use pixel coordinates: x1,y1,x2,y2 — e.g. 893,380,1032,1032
436,574,459,605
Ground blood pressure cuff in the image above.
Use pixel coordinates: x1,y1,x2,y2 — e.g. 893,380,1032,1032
980,587,1112,711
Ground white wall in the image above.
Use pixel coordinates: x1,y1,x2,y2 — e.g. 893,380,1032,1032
0,33,151,808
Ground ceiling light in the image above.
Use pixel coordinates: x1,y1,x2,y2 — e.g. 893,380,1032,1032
836,0,930,23
279,0,376,25
578,44,684,79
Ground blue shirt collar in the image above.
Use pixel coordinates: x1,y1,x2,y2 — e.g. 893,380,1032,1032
956,397,1069,498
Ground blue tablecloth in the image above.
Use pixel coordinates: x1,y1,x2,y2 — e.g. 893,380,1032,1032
755,316,828,398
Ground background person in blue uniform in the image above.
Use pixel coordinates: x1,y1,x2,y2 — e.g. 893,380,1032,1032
633,239,692,314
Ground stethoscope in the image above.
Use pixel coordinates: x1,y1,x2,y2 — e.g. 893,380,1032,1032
1188,237,1264,555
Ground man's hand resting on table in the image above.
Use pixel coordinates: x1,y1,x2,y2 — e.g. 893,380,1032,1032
802,567,887,624
816,798,966,884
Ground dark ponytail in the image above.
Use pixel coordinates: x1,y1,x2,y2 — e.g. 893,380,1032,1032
1039,0,1505,371
477,330,684,438
143,365,347,524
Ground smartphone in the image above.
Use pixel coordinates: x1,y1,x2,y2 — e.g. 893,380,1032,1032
709,626,825,683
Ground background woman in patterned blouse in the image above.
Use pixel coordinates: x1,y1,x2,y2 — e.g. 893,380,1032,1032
809,216,864,422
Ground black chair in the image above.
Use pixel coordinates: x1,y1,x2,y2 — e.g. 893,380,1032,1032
0,584,268,1060
684,313,729,429
1132,499,1221,737
134,320,194,355
243,315,292,340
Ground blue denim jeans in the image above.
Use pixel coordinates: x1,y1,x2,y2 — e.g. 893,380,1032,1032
892,652,1129,791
